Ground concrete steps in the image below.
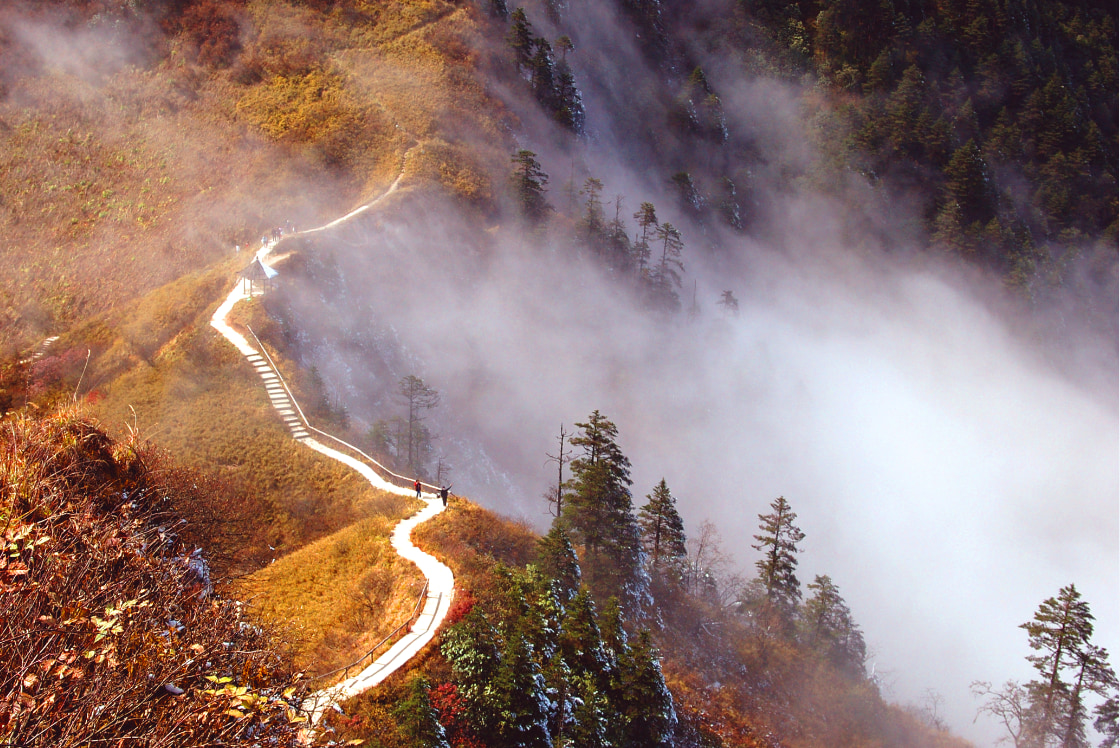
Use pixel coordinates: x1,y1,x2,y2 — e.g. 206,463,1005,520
244,353,309,441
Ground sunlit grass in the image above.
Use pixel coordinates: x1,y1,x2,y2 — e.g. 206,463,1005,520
237,513,423,678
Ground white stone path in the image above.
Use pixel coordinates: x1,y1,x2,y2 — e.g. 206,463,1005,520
208,165,455,724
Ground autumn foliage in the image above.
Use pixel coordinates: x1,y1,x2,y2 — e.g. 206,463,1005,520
0,409,319,746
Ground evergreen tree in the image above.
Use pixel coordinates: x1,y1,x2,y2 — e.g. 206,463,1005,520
800,574,866,677
1096,697,1119,748
943,138,993,226
631,202,657,277
637,479,687,584
398,375,440,476
530,37,557,108
562,411,645,608
603,195,634,275
579,178,606,248
508,8,534,72
393,674,451,748
1020,584,1117,748
511,149,551,224
717,290,739,315
537,524,582,604
751,495,805,621
553,37,584,133
649,221,684,312
613,630,677,747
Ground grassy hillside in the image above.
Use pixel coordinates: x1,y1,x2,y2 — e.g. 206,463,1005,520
0,0,511,356
0,408,318,745
2,0,1109,745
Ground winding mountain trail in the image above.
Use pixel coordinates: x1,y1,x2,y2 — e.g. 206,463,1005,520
209,157,455,724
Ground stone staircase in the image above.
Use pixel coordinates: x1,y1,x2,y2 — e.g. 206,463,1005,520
244,351,310,441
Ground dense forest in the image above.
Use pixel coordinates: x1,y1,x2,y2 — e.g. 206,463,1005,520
493,0,1116,312
752,0,1117,284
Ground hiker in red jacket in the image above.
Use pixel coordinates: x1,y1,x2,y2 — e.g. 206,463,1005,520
414,479,422,499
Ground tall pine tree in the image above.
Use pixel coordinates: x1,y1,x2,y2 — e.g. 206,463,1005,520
751,495,805,623
1020,584,1117,748
637,479,687,586
562,411,646,610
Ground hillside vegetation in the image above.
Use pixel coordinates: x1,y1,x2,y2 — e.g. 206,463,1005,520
0,0,1115,746
0,0,510,356
0,408,317,745
321,492,971,748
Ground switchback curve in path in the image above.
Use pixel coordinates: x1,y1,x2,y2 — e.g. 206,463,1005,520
208,159,455,724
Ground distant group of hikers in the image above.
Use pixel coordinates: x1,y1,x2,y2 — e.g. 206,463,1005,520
414,479,451,507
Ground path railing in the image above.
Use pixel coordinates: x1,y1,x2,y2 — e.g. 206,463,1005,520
243,325,440,494
303,580,432,685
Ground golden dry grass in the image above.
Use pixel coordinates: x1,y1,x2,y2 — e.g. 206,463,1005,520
0,0,510,355
237,513,424,678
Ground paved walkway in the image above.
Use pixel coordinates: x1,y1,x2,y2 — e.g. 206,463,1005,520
208,166,455,724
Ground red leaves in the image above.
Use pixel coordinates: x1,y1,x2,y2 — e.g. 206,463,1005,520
1,411,317,746
430,682,485,748
443,588,477,626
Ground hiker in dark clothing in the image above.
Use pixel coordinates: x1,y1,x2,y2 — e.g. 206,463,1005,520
414,479,422,499
439,486,451,507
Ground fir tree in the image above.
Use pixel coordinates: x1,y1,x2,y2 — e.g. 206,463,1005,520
562,411,645,608
1020,584,1117,748
537,524,582,604
508,8,534,73
580,177,606,248
530,37,556,108
717,290,739,315
511,149,551,224
631,202,657,277
613,630,677,747
637,479,687,584
393,674,451,748
398,375,439,476
649,222,684,312
751,495,805,621
943,138,993,226
800,574,866,677
603,195,634,275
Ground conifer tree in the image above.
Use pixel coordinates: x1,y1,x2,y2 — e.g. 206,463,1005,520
553,36,584,133
537,524,582,604
632,202,657,276
800,574,866,677
511,149,551,224
1096,697,1119,748
1020,584,1117,748
398,375,439,476
580,177,606,247
943,138,992,225
530,37,556,107
393,675,451,748
603,195,634,275
649,221,684,311
613,630,678,747
752,495,805,621
562,411,645,608
717,290,739,315
508,8,534,72
638,479,687,584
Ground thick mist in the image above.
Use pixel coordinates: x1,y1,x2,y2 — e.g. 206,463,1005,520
268,2,1119,742
279,182,1117,744
271,0,1119,743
